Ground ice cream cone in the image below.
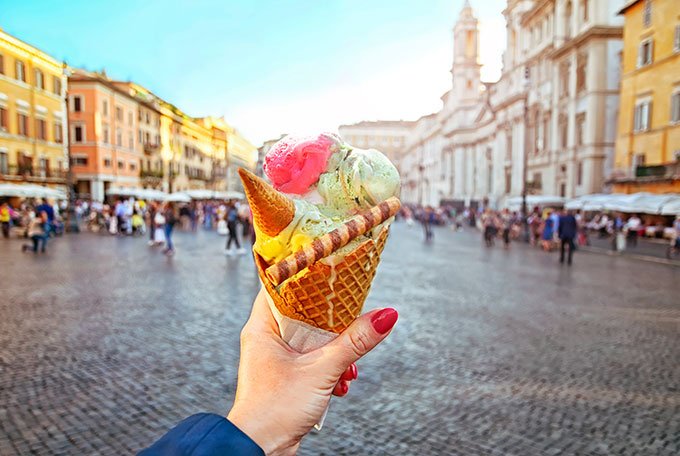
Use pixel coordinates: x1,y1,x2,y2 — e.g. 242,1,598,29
255,227,390,334
238,168,295,237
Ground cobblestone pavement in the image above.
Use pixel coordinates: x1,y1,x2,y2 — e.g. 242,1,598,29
1,223,679,455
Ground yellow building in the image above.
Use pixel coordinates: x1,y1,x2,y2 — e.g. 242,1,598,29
224,125,257,192
612,0,680,193
0,27,68,191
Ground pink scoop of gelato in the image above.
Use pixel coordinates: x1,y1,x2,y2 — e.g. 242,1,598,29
264,133,340,195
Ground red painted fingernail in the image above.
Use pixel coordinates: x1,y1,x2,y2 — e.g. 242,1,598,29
350,363,358,380
339,381,349,395
371,308,398,334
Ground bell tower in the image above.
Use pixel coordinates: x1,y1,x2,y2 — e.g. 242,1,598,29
450,0,482,107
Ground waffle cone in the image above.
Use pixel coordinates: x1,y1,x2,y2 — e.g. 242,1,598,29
238,168,295,237
255,227,390,334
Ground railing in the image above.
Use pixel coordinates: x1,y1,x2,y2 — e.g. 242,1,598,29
1,165,67,182
143,142,160,154
140,169,164,179
635,162,680,179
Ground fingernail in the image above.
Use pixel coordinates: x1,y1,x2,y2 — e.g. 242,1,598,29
350,363,358,380
339,381,349,395
371,308,398,334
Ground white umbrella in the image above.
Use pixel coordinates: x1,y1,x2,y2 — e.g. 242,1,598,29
0,183,66,199
660,198,680,216
165,192,191,203
106,186,138,197
603,192,679,214
136,188,168,200
214,190,244,200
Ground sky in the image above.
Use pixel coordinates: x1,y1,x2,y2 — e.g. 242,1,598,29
1,0,506,146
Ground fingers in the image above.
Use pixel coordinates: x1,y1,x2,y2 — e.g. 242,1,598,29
332,380,350,397
340,363,358,382
316,308,398,377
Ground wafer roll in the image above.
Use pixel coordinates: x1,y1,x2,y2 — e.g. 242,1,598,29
265,196,401,286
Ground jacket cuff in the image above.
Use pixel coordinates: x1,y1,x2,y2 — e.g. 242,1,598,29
138,413,265,456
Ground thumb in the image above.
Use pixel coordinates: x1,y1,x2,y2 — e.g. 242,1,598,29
314,308,398,377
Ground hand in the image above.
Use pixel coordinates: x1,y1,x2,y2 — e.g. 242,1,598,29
227,289,398,455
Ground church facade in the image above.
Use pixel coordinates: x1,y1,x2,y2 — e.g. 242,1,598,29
399,0,624,210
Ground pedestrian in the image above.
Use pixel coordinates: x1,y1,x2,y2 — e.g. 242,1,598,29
667,216,680,259
239,202,252,242
21,210,48,253
163,202,177,255
558,209,578,265
501,208,512,248
0,201,11,238
225,203,245,255
422,206,434,242
36,199,55,236
625,214,641,248
148,202,157,245
481,209,496,247
153,209,166,246
541,211,555,251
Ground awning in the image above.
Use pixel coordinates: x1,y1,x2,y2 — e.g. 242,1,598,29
504,195,565,211
565,192,680,214
106,186,168,200
0,183,67,199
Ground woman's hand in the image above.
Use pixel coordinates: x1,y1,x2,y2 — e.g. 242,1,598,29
227,289,398,455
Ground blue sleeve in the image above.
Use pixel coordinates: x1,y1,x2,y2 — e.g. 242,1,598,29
138,413,265,456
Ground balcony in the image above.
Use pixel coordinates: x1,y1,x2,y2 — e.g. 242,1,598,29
1,165,68,184
140,169,164,179
634,162,680,181
143,142,160,154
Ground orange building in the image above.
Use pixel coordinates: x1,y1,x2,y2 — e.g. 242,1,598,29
68,69,147,200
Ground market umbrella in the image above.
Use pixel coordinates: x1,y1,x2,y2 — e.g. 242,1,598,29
165,192,191,203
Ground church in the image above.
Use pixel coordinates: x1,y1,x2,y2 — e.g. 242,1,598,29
398,0,623,210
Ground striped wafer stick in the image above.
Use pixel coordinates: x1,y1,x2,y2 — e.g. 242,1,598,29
265,196,401,286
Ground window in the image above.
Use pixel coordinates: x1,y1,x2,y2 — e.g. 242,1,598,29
17,113,29,136
72,156,88,166
145,112,150,124
505,170,511,194
116,129,122,146
532,172,543,190
129,161,137,171
102,124,109,143
0,151,7,174
15,60,26,82
0,107,7,131
104,158,112,167
638,39,653,67
576,53,587,94
73,96,82,112
559,61,570,97
36,119,47,140
581,0,589,23
559,115,568,148
671,91,680,124
73,125,84,142
633,153,645,170
128,134,133,149
576,113,586,146
54,122,62,143
543,115,550,151
128,112,133,126
117,160,124,169
116,106,123,121
675,25,680,53
633,100,652,132
577,161,583,186
34,69,44,90
0,54,4,74
643,0,651,27
102,100,108,116
52,76,62,95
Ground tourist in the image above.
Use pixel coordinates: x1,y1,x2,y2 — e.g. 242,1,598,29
541,211,555,251
501,208,512,248
0,201,11,238
139,291,397,455
163,202,177,255
558,210,577,265
482,209,496,247
625,214,641,248
225,203,245,255
21,210,48,254
422,206,434,242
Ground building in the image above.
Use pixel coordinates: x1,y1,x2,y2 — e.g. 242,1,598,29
256,134,286,178
68,69,146,200
399,0,623,209
0,27,68,192
68,70,255,199
224,126,258,192
611,0,680,193
338,120,416,170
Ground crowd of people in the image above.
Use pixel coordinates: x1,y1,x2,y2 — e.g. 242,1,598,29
0,197,254,257
400,203,680,264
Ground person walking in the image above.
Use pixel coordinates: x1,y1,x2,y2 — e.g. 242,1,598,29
501,208,512,249
225,203,245,255
541,211,555,251
625,214,641,248
163,202,177,255
22,210,48,253
0,202,11,238
558,210,578,265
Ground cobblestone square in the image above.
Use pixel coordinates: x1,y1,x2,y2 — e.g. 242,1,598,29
1,224,679,455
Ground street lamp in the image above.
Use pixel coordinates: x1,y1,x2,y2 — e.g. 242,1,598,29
521,67,531,242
